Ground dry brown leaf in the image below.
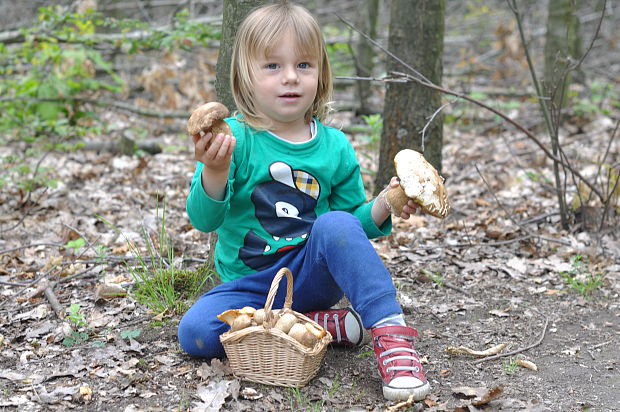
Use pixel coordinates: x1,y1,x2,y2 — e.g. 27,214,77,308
41,256,63,272
446,343,507,357
453,385,503,406
475,198,492,207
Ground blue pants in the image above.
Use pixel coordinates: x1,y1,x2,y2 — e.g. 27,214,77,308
177,211,402,358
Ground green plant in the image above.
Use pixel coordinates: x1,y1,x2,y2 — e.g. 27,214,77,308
358,349,374,358
572,80,620,118
63,303,90,347
523,170,552,184
99,202,216,314
64,237,86,254
323,26,355,77
325,374,342,398
0,6,218,191
287,387,324,412
361,114,383,147
67,303,88,328
421,269,445,287
94,244,110,263
0,153,60,191
120,329,141,340
502,358,519,374
561,255,606,297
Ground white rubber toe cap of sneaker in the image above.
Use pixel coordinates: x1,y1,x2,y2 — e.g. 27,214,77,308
383,377,431,401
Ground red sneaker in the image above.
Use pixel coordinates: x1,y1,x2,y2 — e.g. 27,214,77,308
303,307,364,346
371,325,431,401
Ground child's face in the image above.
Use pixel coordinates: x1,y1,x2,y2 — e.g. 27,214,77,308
252,29,319,131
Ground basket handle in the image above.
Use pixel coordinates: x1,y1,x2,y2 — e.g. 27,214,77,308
263,267,293,329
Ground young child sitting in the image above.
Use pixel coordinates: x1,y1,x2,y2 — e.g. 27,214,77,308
178,1,431,402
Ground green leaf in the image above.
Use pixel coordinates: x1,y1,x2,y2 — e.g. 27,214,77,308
120,329,141,340
65,237,86,252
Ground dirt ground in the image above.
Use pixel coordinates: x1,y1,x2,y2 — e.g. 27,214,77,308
1,104,619,411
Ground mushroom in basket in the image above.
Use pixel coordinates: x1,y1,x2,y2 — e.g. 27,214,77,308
217,307,328,348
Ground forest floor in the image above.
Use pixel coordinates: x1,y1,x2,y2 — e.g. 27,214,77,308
1,98,619,412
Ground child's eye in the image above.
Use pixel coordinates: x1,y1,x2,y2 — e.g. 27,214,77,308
266,63,279,70
298,62,310,69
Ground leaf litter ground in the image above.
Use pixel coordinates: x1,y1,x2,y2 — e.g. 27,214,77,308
0,110,619,411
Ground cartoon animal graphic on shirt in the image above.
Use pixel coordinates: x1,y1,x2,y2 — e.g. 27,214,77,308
239,161,320,270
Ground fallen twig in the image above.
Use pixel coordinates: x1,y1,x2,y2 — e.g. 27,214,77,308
39,279,65,320
447,343,507,357
591,341,612,350
386,394,423,412
473,311,549,364
443,281,470,296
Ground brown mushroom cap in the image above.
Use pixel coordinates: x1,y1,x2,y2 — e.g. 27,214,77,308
187,102,232,136
385,149,450,218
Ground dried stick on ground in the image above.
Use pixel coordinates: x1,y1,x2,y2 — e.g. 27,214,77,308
386,394,424,412
473,311,549,364
33,279,65,319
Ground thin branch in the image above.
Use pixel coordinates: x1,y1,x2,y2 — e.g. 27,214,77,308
337,15,431,85
0,96,188,119
473,311,549,364
420,100,454,152
0,242,66,255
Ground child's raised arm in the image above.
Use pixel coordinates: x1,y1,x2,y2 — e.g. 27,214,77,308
192,131,236,200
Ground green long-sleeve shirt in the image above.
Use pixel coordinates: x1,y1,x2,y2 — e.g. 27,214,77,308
186,117,391,282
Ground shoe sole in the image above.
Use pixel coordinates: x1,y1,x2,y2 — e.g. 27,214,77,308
383,381,431,402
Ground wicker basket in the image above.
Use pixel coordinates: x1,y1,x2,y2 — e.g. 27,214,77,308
219,267,332,387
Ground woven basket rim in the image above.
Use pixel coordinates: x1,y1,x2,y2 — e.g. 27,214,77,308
220,313,332,354
219,267,332,386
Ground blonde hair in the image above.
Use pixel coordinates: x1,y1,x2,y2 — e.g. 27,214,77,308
230,2,333,130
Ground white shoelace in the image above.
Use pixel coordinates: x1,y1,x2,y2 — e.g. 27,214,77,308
380,347,420,372
314,313,342,342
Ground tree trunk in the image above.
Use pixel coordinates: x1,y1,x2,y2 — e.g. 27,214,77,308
210,0,265,266
543,0,583,109
375,0,445,194
354,0,380,116
215,0,265,112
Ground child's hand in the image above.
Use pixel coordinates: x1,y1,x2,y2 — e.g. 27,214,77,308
193,131,236,174
386,176,421,219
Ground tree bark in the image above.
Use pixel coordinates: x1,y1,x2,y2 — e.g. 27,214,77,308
354,0,380,116
375,0,445,194
543,0,583,109
215,0,265,112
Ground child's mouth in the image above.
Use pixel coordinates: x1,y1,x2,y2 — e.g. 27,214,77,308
280,93,300,99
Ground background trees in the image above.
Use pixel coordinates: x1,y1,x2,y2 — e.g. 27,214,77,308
0,0,618,230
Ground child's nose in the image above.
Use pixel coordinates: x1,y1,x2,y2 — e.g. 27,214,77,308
282,66,299,84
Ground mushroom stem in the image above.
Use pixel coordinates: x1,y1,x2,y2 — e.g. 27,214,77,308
385,186,411,215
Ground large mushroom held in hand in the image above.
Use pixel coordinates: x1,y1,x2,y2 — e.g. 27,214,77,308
187,102,232,136
384,149,450,218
